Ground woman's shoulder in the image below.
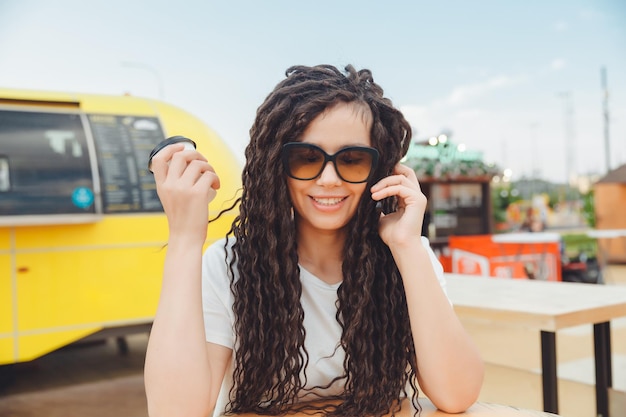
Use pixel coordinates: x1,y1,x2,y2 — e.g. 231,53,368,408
202,237,237,283
204,236,235,258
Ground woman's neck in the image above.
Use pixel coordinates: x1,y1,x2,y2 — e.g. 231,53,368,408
296,226,346,285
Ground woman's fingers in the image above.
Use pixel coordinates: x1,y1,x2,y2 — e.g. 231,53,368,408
372,165,427,247
166,148,208,180
151,144,218,189
151,143,184,182
178,159,220,190
151,143,221,219
151,144,222,244
371,164,421,203
187,162,221,198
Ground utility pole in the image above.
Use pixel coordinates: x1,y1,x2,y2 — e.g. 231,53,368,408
601,67,610,173
557,92,576,198
529,122,539,199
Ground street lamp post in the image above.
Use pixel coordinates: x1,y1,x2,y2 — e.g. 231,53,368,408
557,91,576,199
601,67,611,173
121,61,164,99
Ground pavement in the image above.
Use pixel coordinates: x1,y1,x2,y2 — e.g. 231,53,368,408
0,335,149,417
1,265,625,417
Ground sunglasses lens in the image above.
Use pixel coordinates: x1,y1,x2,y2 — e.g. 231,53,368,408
335,149,375,183
286,146,325,180
284,144,376,183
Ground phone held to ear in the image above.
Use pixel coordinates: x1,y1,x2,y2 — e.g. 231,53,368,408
375,201,383,217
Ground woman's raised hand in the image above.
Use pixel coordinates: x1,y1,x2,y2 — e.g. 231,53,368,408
370,163,426,249
150,143,221,245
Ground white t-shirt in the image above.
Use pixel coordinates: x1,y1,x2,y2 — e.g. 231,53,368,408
201,236,447,416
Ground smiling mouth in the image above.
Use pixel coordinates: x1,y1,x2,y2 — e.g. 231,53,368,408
311,197,347,206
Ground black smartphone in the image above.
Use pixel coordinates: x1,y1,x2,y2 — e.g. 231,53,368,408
375,201,383,217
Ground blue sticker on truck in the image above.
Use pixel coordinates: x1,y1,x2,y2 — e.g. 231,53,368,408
72,187,94,209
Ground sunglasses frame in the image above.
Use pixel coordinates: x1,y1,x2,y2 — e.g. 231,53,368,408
281,142,379,184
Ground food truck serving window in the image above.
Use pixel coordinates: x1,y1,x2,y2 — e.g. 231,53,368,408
0,110,95,216
88,114,164,213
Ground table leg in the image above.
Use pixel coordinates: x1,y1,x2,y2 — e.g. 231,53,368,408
594,322,612,417
540,331,558,413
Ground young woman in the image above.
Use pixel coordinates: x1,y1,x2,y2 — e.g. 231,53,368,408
145,64,483,417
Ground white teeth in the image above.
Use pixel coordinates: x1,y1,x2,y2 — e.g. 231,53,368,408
313,197,344,206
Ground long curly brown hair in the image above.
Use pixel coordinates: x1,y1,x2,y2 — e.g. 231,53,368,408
223,64,415,416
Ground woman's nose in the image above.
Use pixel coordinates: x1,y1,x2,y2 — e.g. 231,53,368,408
316,161,342,185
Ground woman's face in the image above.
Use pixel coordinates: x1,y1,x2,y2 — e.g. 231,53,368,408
287,102,373,236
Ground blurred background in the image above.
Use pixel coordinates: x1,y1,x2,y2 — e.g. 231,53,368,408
1,0,625,179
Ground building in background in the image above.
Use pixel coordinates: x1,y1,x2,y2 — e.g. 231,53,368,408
593,164,626,263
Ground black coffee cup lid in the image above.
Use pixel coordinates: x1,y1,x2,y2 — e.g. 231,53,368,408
148,136,196,173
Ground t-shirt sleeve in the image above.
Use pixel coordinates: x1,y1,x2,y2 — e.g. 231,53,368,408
201,238,236,349
420,236,448,299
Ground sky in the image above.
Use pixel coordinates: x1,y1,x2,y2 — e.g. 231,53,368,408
1,0,625,183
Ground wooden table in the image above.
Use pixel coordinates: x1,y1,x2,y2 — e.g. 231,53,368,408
233,398,558,416
446,274,626,417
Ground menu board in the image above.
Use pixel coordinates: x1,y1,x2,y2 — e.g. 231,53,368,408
88,114,165,213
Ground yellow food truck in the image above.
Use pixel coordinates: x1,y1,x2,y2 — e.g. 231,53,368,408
0,88,242,365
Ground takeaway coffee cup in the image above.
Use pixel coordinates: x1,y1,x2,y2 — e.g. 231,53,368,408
148,136,197,173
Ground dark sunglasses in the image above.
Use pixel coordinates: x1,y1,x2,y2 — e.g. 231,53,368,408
281,142,379,184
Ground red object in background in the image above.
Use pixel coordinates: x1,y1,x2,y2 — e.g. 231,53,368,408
445,234,562,281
